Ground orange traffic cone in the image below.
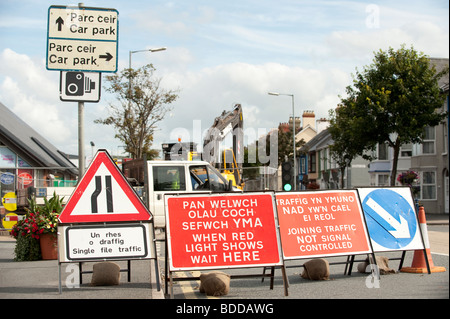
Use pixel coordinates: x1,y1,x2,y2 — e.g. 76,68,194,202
401,206,446,273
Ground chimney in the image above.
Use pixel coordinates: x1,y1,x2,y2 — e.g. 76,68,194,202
302,110,315,129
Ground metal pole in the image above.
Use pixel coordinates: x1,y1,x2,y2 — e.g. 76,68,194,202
77,2,85,177
291,95,296,191
78,101,85,176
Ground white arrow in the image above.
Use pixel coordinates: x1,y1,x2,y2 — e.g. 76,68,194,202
365,197,410,238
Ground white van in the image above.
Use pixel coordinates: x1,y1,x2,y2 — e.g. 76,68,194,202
147,160,234,228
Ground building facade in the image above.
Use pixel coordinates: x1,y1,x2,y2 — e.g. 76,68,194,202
0,102,78,215
298,58,449,215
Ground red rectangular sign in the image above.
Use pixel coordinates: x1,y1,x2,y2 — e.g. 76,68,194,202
276,190,372,259
165,192,283,271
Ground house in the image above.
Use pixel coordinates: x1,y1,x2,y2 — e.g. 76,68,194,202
281,111,328,190
410,58,449,214
368,58,449,214
0,102,78,213
299,58,448,215
298,128,371,190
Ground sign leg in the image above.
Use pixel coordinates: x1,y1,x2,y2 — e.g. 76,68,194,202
58,262,62,294
169,271,174,299
281,265,289,296
269,266,275,289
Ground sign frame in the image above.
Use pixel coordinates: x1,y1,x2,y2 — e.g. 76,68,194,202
46,5,118,73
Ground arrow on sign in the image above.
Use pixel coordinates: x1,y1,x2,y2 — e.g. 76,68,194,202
99,52,113,61
365,197,410,238
55,17,64,31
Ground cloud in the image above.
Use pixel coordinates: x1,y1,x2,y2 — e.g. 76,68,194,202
153,61,350,150
0,49,72,142
324,20,449,71
0,48,112,155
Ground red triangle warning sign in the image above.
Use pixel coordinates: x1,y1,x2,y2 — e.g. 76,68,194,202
58,150,152,224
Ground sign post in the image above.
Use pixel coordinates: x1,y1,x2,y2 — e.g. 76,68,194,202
46,4,119,174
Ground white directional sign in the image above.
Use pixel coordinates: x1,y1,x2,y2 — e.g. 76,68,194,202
59,223,155,262
46,5,118,72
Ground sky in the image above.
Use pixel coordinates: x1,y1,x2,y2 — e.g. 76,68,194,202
0,0,449,159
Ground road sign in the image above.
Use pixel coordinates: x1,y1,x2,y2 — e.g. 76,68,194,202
60,71,101,102
276,190,372,259
2,192,17,211
58,223,154,262
2,213,19,231
358,187,424,252
18,172,33,186
58,150,152,224
165,192,283,271
46,5,118,72
0,172,14,185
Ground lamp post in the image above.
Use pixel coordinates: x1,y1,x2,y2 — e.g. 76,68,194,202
268,92,297,190
128,47,167,70
128,47,167,96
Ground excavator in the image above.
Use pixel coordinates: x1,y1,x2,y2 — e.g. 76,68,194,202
203,104,244,190
162,104,244,189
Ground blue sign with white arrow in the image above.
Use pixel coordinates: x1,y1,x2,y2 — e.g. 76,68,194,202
359,188,422,251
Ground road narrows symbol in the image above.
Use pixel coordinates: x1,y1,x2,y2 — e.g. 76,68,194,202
105,175,113,213
91,175,114,213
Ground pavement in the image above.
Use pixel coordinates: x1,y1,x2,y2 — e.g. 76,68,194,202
0,214,447,300
0,231,165,299
424,213,450,225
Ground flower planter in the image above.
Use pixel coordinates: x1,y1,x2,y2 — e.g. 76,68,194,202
39,233,58,260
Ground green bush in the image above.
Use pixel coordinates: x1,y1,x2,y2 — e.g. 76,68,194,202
14,235,41,261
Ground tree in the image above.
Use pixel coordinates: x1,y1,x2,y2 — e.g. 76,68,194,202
335,45,448,186
328,105,375,188
274,123,305,165
95,64,179,159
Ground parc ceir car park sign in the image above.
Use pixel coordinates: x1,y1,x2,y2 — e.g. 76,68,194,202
46,5,118,72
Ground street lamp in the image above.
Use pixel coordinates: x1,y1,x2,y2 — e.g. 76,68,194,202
128,47,167,103
129,47,167,70
268,92,297,190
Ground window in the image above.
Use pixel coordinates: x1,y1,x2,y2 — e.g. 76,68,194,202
190,165,228,191
400,143,412,157
153,166,186,191
0,147,16,168
421,171,436,200
0,169,15,199
378,143,388,160
309,152,316,173
299,156,307,174
422,126,435,154
377,174,389,186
